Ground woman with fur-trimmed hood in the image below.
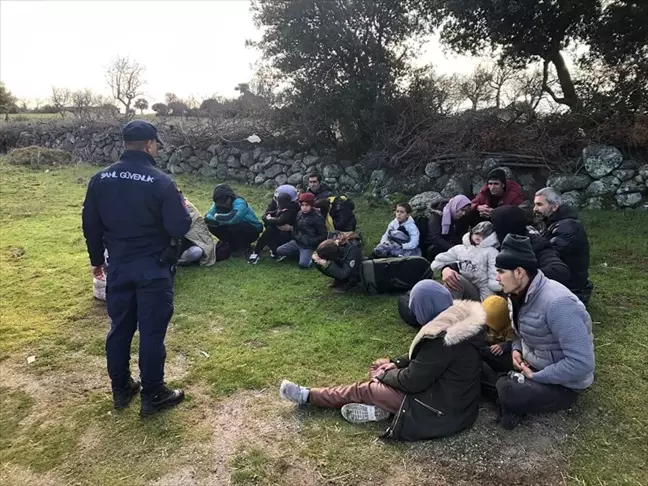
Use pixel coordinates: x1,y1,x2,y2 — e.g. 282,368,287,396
279,296,486,441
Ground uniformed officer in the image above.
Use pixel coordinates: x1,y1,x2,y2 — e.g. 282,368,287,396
82,120,191,416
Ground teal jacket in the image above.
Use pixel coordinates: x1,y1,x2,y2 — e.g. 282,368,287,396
205,197,263,231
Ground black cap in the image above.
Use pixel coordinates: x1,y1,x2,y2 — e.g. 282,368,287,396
487,168,507,185
122,120,163,145
496,234,538,271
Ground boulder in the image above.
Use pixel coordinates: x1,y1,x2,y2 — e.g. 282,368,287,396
634,174,644,184
561,190,585,208
424,162,443,179
546,174,593,192
198,166,219,177
226,155,241,169
262,155,277,169
110,147,119,162
207,144,218,155
322,163,343,179
583,197,605,210
290,161,307,175
187,156,202,169
179,162,193,173
215,165,228,180
250,162,264,174
240,151,254,168
180,145,193,159
263,179,277,190
230,147,241,156
207,155,219,168
339,174,360,192
409,191,444,214
611,169,635,182
294,152,304,162
616,193,643,208
168,164,184,175
639,165,648,180
583,145,623,178
441,174,472,198
482,158,504,175
517,173,537,192
253,147,264,161
254,174,266,185
276,157,294,167
303,155,320,167
287,172,304,185
586,176,621,196
370,169,387,185
279,149,295,160
264,164,284,179
275,174,288,186
432,174,450,193
617,180,645,194
471,175,486,197
345,165,362,182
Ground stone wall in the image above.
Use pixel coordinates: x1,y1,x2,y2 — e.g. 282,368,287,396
3,121,647,210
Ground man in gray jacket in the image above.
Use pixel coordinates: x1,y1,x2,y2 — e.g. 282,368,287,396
494,234,595,430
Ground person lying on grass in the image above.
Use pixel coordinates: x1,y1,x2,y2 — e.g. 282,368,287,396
280,295,486,441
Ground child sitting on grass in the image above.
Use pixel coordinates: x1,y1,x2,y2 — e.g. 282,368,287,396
372,203,421,258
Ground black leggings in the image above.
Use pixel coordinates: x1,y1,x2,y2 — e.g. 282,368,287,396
206,222,260,252
253,225,292,254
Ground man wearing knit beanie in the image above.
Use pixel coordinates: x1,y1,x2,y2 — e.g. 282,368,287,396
471,167,524,219
491,234,595,430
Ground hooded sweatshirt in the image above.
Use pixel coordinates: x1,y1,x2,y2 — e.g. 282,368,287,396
205,184,263,231
431,231,501,300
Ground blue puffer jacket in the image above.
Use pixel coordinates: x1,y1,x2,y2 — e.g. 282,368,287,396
510,271,595,390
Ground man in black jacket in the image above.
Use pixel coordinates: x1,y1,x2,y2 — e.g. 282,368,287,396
313,232,363,292
534,188,593,304
307,172,333,199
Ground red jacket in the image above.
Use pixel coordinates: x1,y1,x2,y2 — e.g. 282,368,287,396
472,180,524,208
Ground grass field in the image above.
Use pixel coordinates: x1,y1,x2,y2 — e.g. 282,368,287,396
0,159,646,485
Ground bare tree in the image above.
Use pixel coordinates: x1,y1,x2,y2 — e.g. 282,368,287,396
105,56,146,120
50,87,72,117
458,66,494,110
488,64,518,109
71,89,97,118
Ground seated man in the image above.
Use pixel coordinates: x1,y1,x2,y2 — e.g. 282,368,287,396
472,168,524,220
306,172,333,199
534,187,593,305
178,197,216,267
492,234,595,430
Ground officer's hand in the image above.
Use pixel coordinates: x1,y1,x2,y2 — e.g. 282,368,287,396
92,265,106,279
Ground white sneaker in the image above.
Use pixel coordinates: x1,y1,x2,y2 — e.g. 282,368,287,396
275,255,287,262
341,403,390,424
279,380,309,405
248,252,260,264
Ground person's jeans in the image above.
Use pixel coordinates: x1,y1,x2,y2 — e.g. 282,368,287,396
309,381,404,414
449,275,481,301
496,374,579,415
178,245,203,266
276,240,314,268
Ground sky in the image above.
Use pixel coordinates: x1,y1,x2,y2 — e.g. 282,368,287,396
0,0,479,107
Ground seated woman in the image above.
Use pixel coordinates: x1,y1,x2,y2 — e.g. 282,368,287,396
314,195,357,233
177,197,216,266
204,184,263,256
424,195,477,261
397,279,454,328
312,232,363,292
279,298,486,441
430,221,501,301
275,192,327,268
248,192,300,264
372,203,421,258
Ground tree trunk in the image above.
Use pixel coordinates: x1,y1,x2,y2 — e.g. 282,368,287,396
549,50,579,110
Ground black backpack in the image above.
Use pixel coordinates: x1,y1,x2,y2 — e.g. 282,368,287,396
414,215,430,250
360,256,432,295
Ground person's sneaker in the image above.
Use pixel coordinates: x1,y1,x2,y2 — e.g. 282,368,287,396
275,255,287,262
113,378,141,409
341,403,390,424
248,252,260,264
140,386,185,417
279,380,309,405
269,251,277,259
333,282,358,293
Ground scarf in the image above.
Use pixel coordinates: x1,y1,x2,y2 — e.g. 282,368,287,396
442,195,471,235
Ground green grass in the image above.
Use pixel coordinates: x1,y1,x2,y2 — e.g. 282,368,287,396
0,159,646,485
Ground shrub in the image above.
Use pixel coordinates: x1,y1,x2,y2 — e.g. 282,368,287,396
6,146,73,168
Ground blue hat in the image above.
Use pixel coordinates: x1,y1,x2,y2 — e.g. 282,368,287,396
122,120,163,144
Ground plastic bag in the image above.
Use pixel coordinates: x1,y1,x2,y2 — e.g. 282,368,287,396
93,275,106,301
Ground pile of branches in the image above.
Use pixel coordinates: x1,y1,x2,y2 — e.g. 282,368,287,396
369,109,648,173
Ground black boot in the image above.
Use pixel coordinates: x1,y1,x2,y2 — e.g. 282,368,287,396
496,400,522,430
113,378,141,409
140,386,185,417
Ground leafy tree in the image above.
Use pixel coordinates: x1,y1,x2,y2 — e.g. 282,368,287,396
134,98,149,114
0,82,18,116
251,0,429,151
424,0,600,110
151,103,169,116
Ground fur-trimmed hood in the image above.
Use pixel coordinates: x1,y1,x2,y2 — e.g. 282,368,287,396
409,300,486,358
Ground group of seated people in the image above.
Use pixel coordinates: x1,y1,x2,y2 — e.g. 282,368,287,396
117,167,596,439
